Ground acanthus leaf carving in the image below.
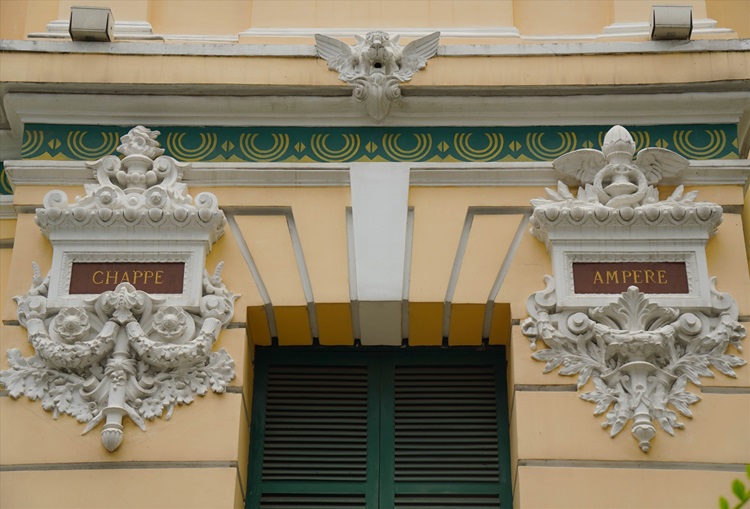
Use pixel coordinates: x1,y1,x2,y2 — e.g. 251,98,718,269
523,279,745,452
0,126,239,452
1,267,238,452
523,125,746,452
315,31,440,121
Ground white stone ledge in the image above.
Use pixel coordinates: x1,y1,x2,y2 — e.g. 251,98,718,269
2,38,749,58
5,160,749,196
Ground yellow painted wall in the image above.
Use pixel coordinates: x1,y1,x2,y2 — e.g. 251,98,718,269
1,0,747,41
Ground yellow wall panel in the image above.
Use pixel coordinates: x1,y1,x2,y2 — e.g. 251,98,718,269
249,0,515,29
316,302,355,346
448,303,484,345
516,466,740,509
496,231,552,320
488,302,511,345
214,327,250,391
0,393,246,466
149,0,251,35
708,0,750,38
233,215,307,306
0,247,14,322
0,219,16,240
408,302,444,346
0,468,240,509
512,391,750,465
206,222,266,324
274,305,313,346
706,214,750,315
514,0,612,36
3,214,52,323
247,305,272,346
57,0,149,22
453,214,524,304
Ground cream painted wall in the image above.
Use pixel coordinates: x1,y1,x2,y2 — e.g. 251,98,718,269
2,0,746,40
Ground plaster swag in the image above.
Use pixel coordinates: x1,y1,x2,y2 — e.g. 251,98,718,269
0,126,238,452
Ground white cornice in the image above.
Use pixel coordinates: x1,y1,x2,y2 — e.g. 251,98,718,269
4,92,748,136
5,160,749,195
2,38,749,57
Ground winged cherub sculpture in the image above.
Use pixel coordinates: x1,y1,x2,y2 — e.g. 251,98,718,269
315,31,440,121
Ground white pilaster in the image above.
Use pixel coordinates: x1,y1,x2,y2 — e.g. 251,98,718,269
350,163,410,345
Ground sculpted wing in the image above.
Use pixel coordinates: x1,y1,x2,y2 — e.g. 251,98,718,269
394,31,440,81
552,149,606,184
315,34,355,78
635,148,689,185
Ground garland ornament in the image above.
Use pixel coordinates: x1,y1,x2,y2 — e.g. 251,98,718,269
1,127,238,452
521,126,746,452
315,31,439,121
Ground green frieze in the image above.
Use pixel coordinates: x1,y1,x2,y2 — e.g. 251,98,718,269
1,123,738,196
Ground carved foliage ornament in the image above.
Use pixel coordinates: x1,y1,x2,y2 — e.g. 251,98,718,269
522,126,746,452
315,31,440,121
0,127,238,452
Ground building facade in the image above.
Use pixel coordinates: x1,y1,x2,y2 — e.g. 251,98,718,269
1,1,749,508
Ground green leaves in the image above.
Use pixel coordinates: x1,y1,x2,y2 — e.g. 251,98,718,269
720,466,750,509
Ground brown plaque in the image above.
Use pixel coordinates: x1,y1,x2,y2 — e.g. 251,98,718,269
573,262,689,294
69,262,185,294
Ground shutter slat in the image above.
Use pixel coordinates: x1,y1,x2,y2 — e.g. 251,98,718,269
393,364,501,485
261,365,369,484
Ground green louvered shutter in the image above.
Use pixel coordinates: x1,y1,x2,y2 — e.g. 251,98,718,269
248,349,512,509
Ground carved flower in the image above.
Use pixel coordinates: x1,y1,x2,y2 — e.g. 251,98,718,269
117,126,165,159
52,308,91,343
153,306,189,341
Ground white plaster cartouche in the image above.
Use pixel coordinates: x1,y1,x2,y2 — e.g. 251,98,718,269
0,127,238,452
522,126,747,452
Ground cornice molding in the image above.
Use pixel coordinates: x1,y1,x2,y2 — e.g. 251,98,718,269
3,38,748,58
5,160,749,197
3,92,748,146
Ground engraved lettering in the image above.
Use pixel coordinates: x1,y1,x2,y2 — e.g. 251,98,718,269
105,271,118,285
645,270,655,284
132,270,144,285
144,270,154,284
621,270,633,284
155,271,164,285
120,272,130,283
92,271,105,285
632,270,643,284
657,270,667,284
606,271,619,284
593,271,604,284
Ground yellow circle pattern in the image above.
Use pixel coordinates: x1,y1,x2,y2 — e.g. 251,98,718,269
310,134,361,162
166,132,218,161
21,130,44,158
239,133,290,162
453,133,504,161
67,131,119,160
672,130,726,159
382,134,432,161
526,132,577,160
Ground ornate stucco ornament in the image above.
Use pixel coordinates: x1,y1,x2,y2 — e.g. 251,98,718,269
35,125,225,244
530,125,723,246
523,278,745,452
521,125,746,452
0,126,238,452
315,31,440,121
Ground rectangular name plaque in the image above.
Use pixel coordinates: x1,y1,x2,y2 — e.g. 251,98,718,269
69,262,185,294
573,262,689,294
